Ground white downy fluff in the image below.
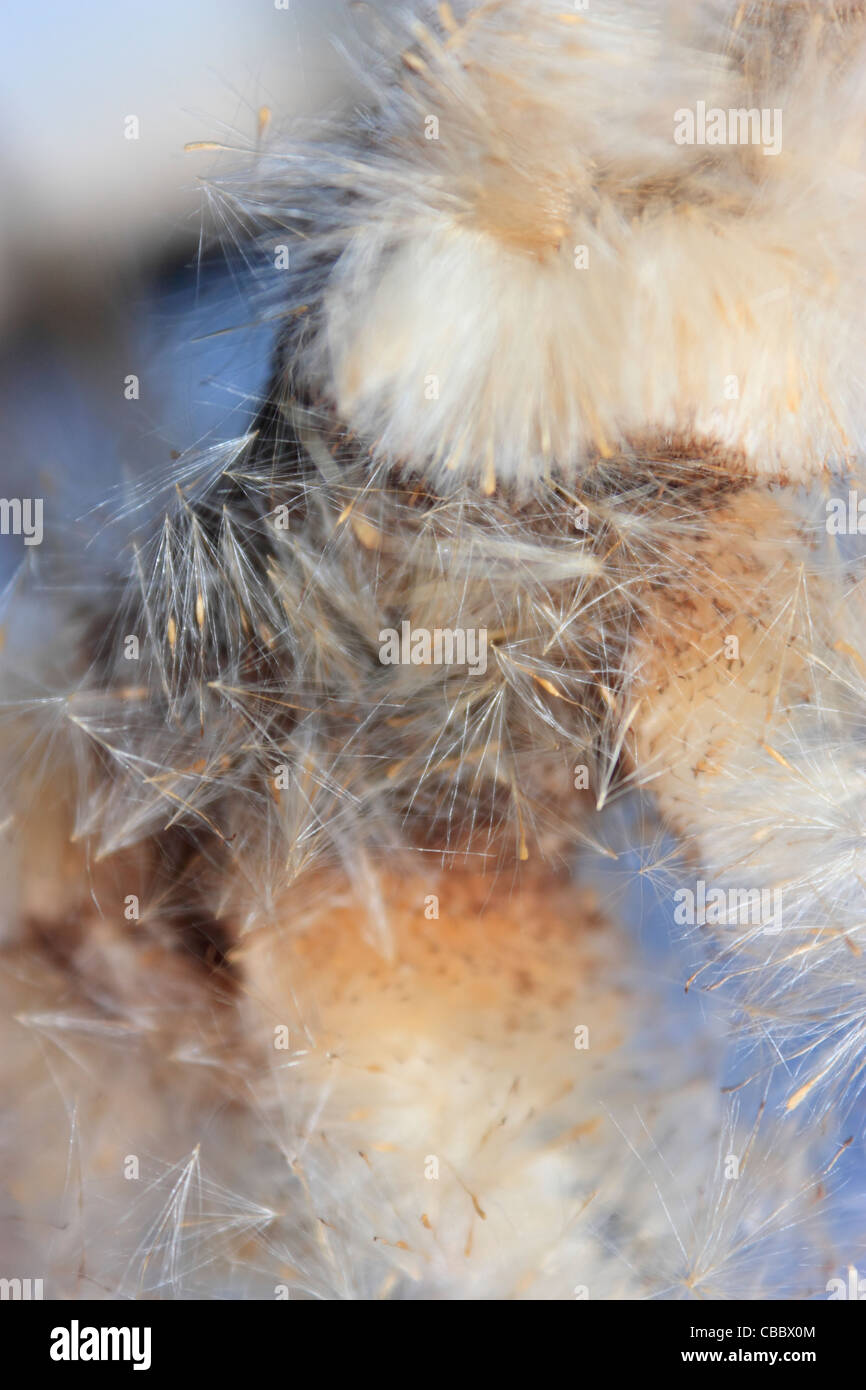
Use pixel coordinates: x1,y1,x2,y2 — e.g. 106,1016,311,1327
277,0,866,488
2,0,866,1301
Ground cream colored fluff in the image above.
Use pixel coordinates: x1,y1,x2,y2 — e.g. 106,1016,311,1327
296,1,866,488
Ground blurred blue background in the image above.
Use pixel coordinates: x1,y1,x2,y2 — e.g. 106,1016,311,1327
0,0,361,578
